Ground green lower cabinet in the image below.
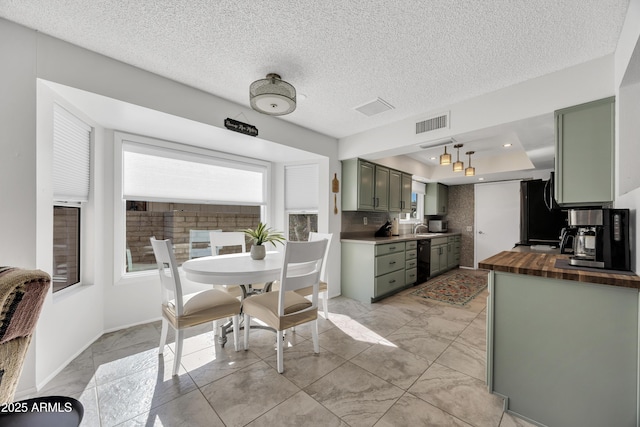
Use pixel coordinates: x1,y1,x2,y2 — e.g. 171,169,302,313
342,240,418,303
487,271,638,427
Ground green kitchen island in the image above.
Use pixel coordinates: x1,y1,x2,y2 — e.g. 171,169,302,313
480,250,640,427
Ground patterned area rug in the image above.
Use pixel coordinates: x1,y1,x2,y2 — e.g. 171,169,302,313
411,269,488,306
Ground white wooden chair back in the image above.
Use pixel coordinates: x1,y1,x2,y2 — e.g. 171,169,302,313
278,239,328,317
189,229,217,259
150,237,184,317
209,231,246,254
308,232,332,282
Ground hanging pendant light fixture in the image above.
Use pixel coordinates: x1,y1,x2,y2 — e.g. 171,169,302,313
439,145,451,165
249,73,296,116
452,144,464,172
465,151,475,176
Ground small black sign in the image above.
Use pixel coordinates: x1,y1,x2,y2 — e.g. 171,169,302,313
224,118,258,137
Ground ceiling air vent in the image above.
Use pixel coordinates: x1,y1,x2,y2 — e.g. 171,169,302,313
416,112,449,135
355,98,395,117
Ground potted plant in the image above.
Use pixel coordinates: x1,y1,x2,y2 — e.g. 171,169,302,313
243,222,285,260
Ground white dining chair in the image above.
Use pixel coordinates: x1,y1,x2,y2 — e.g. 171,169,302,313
209,231,248,299
189,229,218,259
209,230,246,255
150,237,241,376
243,239,328,373
271,232,332,319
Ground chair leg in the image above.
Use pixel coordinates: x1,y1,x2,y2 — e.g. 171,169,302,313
322,291,329,319
158,318,169,355
311,319,319,354
243,314,251,351
173,329,183,376
277,330,284,373
232,314,239,351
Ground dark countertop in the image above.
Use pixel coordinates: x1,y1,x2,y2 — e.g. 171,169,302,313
340,232,460,245
479,250,640,289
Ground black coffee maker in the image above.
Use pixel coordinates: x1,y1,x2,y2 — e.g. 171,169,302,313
567,208,630,271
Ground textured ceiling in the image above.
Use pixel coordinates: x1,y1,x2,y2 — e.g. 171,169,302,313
0,0,630,141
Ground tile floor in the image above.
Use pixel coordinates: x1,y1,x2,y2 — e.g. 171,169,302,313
33,269,537,427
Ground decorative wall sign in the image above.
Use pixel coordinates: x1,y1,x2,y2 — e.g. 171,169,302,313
224,118,258,136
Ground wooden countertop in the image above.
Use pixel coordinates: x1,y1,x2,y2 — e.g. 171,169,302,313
479,251,640,289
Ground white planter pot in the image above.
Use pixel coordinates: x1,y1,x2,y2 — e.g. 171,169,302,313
250,245,266,260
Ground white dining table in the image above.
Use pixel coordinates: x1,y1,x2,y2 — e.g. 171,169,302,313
182,250,283,292
182,250,284,346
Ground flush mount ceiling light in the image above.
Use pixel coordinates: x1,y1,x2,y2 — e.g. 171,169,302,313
249,73,296,116
453,144,464,172
465,151,475,176
439,145,451,165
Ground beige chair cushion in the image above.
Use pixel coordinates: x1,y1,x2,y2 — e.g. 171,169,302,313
243,291,316,331
270,280,327,297
162,289,241,329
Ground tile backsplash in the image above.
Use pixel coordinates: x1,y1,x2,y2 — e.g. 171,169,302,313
341,211,390,236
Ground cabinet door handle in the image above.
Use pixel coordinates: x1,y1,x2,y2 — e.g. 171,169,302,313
389,261,396,265
389,279,396,284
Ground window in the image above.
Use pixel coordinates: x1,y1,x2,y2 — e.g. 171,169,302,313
52,206,81,292
285,164,319,241
118,136,269,273
52,105,91,292
400,181,425,222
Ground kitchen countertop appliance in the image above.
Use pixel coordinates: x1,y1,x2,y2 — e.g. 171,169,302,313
428,219,448,233
568,208,630,270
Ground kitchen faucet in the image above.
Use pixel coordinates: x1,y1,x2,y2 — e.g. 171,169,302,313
413,223,429,234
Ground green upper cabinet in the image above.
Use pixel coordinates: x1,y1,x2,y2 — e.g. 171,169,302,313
342,158,390,211
389,171,412,213
425,182,448,215
342,159,413,212
554,97,615,206
374,164,390,211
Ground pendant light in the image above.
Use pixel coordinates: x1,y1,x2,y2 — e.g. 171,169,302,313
465,151,475,176
439,145,451,165
452,144,464,172
249,73,296,116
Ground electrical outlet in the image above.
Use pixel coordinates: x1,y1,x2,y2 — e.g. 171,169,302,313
466,226,473,232
363,217,368,225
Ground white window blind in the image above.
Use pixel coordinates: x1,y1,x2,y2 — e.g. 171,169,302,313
53,105,91,202
285,164,319,210
122,142,266,205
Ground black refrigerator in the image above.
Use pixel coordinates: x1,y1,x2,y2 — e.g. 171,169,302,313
519,179,567,246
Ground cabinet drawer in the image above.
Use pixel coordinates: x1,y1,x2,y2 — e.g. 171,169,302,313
431,237,448,246
405,249,417,260
405,268,417,285
375,242,405,256
374,269,406,297
406,258,418,269
406,240,417,250
375,252,405,276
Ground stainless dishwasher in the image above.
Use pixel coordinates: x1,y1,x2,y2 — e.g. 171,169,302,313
416,239,431,284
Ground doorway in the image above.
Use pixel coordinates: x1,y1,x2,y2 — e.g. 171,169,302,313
474,180,520,268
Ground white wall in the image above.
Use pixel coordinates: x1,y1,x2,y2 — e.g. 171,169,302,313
0,17,340,396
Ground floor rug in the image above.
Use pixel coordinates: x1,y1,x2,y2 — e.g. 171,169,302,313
410,270,488,306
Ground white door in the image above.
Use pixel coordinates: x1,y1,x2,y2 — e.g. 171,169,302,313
474,180,520,268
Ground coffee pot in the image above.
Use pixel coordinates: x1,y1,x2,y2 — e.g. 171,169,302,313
573,227,597,259
559,227,577,254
